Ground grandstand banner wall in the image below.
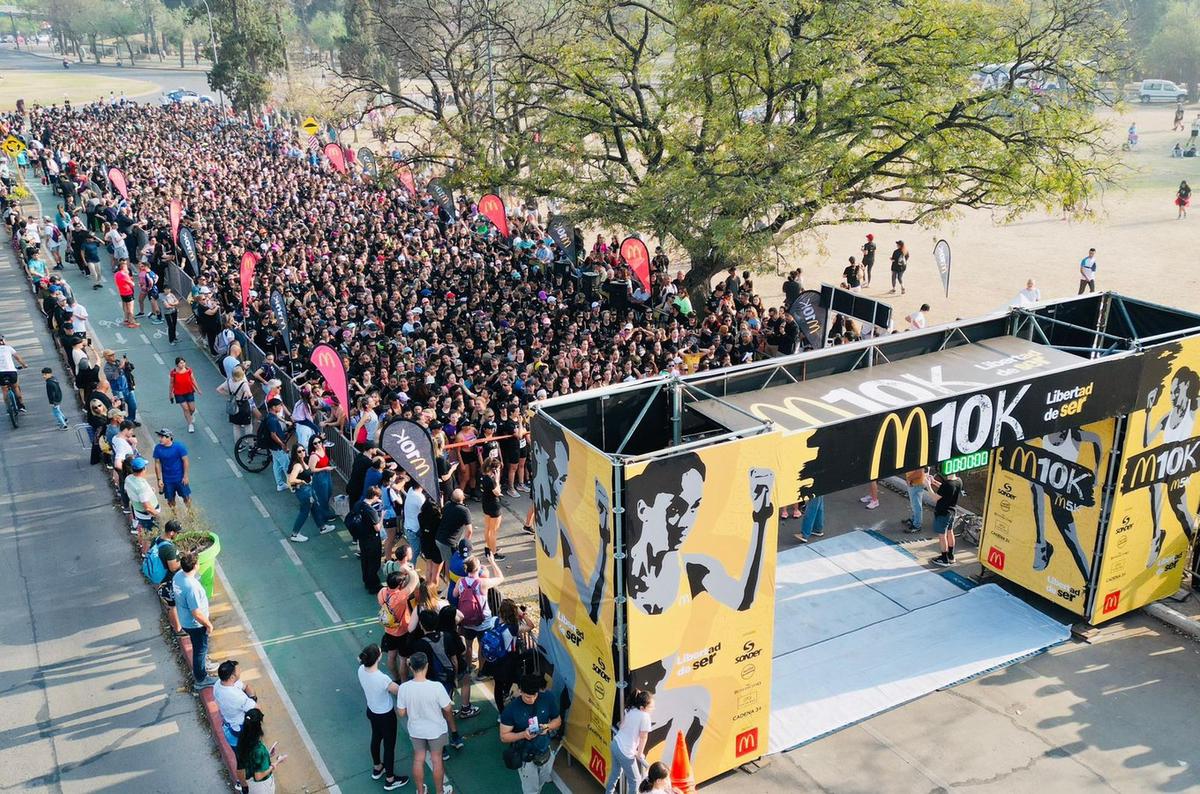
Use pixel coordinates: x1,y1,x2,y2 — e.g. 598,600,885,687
533,295,1200,784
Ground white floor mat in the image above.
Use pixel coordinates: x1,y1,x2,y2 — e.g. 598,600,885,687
768,533,1070,754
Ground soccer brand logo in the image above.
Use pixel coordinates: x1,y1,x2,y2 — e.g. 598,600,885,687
1102,590,1121,614
986,546,1006,570
734,727,759,758
588,746,607,781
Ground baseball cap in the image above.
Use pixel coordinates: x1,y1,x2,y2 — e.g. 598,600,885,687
130,457,149,472
456,539,473,556
156,428,174,439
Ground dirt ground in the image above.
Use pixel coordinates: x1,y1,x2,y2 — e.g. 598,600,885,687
720,102,1200,324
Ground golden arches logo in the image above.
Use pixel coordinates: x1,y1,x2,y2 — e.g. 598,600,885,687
749,396,854,429
1007,446,1041,480
479,195,503,215
314,349,338,370
869,408,929,480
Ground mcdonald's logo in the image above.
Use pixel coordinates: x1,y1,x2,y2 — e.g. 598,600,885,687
1126,454,1160,491
749,396,855,428
315,349,336,369
479,195,502,214
986,546,1006,570
1102,590,1120,614
587,746,607,781
869,408,929,480
734,727,759,757
1007,445,1041,480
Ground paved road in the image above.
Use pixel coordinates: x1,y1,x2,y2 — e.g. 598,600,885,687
0,246,226,792
0,45,214,99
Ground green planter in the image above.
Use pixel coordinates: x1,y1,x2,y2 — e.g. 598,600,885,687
176,531,222,600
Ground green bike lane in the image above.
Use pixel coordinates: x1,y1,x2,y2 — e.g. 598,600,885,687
33,182,529,794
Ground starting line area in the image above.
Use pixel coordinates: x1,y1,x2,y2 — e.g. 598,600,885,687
769,531,1070,754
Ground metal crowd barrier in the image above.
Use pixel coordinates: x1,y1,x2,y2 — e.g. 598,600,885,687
164,263,358,483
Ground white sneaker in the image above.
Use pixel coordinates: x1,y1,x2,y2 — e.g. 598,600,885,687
859,495,872,503
319,524,337,535
289,533,309,543
188,423,195,433
866,499,880,510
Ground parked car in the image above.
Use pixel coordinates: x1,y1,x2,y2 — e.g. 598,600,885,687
1138,79,1188,103
160,88,215,106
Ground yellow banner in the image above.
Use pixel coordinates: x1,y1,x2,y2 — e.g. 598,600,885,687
978,419,1116,614
623,433,780,783
1092,339,1200,622
529,417,616,784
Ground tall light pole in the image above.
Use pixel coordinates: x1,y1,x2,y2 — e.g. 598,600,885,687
197,0,224,111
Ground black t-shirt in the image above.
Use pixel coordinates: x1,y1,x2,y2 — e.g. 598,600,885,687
934,477,962,516
783,279,801,304
436,502,471,546
481,474,500,516
862,241,876,267
843,265,860,288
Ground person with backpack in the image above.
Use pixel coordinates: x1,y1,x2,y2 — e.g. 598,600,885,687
377,569,419,683
483,599,536,713
142,519,184,636
396,651,458,794
499,675,562,794
349,486,386,592
409,612,466,753
454,553,505,698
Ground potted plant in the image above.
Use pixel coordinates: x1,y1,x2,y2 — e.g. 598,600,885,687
174,530,221,600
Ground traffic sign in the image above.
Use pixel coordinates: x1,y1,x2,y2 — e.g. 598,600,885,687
3,135,26,156
300,116,320,136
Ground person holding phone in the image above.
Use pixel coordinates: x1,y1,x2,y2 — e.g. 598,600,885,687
234,709,284,793
499,676,562,793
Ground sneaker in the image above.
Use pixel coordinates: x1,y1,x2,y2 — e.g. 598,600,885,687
517,484,530,492
865,499,879,510
371,766,385,780
277,484,288,492
92,283,103,290
505,489,519,498
124,321,140,328
135,311,146,317
859,495,872,503
193,676,217,690
811,530,825,537
60,423,70,430
932,556,952,567
492,552,506,561
904,525,923,534
793,533,808,544
456,705,481,719
18,405,26,413
522,525,534,535
319,524,337,535
383,777,409,790
450,731,464,749
289,533,309,543
150,316,164,324
188,423,195,433
441,747,451,762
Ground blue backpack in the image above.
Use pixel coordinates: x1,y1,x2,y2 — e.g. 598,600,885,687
480,622,513,664
141,537,169,584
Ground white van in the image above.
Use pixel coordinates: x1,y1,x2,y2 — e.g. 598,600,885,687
1139,79,1187,103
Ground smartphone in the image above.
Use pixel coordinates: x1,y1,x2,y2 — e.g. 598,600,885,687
269,742,277,756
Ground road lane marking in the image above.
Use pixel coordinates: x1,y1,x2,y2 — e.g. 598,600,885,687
139,333,150,344
152,352,164,365
313,591,342,624
114,332,126,344
225,458,243,479
279,538,303,566
204,426,219,444
250,495,270,518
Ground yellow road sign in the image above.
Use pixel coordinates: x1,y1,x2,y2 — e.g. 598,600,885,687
300,116,320,136
2,135,26,156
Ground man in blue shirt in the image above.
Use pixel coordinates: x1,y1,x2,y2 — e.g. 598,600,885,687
264,398,290,491
152,428,191,512
173,552,216,689
500,676,562,793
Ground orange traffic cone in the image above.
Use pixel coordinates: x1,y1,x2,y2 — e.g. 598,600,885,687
670,731,696,794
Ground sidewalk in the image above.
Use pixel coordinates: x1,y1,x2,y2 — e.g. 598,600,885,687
28,178,533,793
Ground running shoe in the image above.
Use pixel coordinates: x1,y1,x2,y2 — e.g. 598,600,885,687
289,533,309,543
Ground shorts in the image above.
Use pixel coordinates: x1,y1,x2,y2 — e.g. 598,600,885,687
380,631,411,655
411,733,448,754
163,481,192,501
0,371,16,387
120,294,133,303
174,392,195,404
933,513,953,535
134,515,157,532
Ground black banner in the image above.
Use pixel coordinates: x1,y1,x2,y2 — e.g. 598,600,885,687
933,239,951,298
427,178,456,223
269,290,291,352
381,419,442,505
788,290,826,350
998,441,1097,507
547,214,576,263
177,227,198,274
1121,438,1200,491
358,147,378,178
794,353,1144,499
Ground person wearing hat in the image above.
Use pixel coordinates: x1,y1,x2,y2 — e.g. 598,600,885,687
124,456,160,544
152,427,192,513
861,234,877,287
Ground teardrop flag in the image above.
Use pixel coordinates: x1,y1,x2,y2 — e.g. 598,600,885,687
547,214,576,263
357,147,378,178
177,227,198,274
108,167,128,201
396,164,418,197
478,193,509,239
427,178,456,222
239,251,258,313
324,142,347,174
933,238,952,297
620,236,651,290
270,290,291,352
310,344,348,420
169,198,182,245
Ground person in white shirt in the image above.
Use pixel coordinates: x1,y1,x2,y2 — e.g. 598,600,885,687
0,334,28,410
1078,248,1098,294
358,644,408,791
396,651,456,794
604,690,654,794
214,660,258,792
905,303,930,330
1016,278,1041,306
403,482,427,559
70,299,90,337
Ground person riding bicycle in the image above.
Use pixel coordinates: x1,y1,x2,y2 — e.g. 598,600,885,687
0,334,29,413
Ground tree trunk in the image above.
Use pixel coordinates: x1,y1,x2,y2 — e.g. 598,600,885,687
124,37,136,64
89,33,99,64
178,35,184,68
682,249,725,321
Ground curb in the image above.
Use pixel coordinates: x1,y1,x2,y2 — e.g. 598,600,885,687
1145,602,1200,641
177,630,242,778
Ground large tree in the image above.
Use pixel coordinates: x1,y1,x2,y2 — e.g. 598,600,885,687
203,0,288,111
1144,2,1200,98
479,0,1128,308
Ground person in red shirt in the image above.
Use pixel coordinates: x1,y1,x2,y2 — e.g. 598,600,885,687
114,261,137,327
168,356,201,432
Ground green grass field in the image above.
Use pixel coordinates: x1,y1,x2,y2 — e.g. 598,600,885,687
0,72,158,108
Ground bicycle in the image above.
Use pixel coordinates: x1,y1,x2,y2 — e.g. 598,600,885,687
952,507,983,547
234,427,293,473
2,367,23,429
